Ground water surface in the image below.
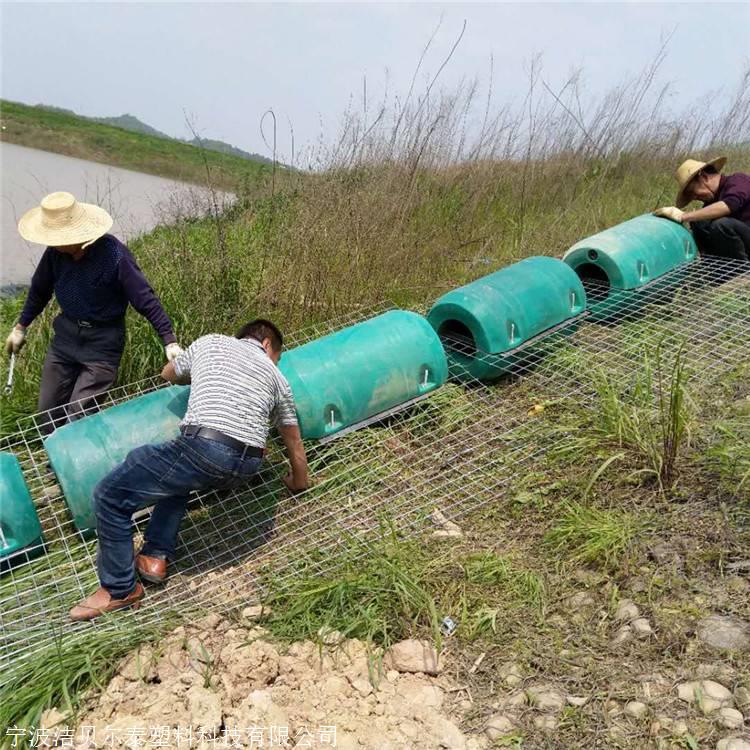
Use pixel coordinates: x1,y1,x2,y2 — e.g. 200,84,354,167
1,142,229,290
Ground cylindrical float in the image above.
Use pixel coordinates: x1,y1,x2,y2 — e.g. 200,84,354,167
44,385,190,533
0,452,44,568
563,214,697,320
427,257,586,382
279,310,448,439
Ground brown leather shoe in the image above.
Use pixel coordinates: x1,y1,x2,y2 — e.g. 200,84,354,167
69,583,144,622
136,553,167,584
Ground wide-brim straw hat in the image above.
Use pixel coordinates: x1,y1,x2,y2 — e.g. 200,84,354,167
675,156,726,208
18,191,113,247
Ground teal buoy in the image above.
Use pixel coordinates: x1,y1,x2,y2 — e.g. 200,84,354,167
0,452,44,569
44,386,190,533
563,214,697,320
280,310,448,439
427,257,586,381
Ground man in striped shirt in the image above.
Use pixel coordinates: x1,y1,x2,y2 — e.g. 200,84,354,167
70,319,309,621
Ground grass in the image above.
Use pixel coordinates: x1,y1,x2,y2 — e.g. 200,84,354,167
2,314,748,745
262,529,549,651
705,418,750,496
462,551,546,621
262,526,442,648
544,500,652,570
580,340,694,496
0,99,268,191
0,621,169,746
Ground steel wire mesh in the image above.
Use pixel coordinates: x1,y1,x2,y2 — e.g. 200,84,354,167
1,256,749,682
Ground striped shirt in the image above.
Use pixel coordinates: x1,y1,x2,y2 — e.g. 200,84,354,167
174,334,298,448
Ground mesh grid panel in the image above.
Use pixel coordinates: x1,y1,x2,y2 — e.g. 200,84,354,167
1,257,749,683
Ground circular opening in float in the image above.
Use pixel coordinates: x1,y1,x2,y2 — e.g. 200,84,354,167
574,263,610,303
437,320,477,357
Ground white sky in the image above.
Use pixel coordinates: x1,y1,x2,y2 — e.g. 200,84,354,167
1,2,748,163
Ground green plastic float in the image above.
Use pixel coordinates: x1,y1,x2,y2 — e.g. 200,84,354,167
280,310,448,439
0,451,44,567
563,214,698,320
44,385,190,533
427,256,586,382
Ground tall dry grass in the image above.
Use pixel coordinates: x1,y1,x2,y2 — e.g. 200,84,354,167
148,49,748,330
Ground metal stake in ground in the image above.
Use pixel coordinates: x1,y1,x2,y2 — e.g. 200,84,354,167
5,353,15,395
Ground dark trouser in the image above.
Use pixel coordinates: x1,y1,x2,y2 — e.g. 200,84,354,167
93,434,263,598
38,314,125,434
691,217,750,261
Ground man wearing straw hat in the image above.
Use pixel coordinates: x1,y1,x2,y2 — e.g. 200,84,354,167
654,157,750,261
5,192,182,431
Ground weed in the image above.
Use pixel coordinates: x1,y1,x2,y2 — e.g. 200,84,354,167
705,418,750,496
589,340,693,496
0,621,168,743
545,500,651,569
263,526,440,648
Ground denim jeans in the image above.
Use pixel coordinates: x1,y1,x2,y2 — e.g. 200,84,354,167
93,433,262,598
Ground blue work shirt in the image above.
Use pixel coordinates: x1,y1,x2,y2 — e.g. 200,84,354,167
19,234,176,344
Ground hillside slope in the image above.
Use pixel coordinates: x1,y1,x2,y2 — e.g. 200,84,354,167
0,100,268,190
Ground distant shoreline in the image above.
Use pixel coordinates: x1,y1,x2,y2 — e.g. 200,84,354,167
1,142,233,287
0,99,269,192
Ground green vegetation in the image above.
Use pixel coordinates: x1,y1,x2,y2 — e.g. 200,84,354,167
589,342,693,495
0,100,268,190
544,500,652,569
264,528,441,648
1,63,749,748
2,62,749,433
0,621,167,737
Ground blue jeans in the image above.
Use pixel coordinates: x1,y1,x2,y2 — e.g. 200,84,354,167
93,434,262,598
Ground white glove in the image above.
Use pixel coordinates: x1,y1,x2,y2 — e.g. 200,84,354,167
165,342,183,362
653,206,685,223
5,326,26,355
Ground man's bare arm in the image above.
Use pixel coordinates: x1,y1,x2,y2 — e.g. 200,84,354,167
682,201,731,222
277,423,310,493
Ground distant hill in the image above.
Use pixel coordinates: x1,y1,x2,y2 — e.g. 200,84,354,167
30,103,274,167
94,113,172,140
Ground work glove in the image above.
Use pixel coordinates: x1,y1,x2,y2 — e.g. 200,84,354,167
165,342,183,362
653,206,685,223
5,326,26,355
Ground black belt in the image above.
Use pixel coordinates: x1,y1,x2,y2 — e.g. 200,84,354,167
180,425,264,458
63,313,125,329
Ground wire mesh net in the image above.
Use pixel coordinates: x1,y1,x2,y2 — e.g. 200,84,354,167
1,255,749,683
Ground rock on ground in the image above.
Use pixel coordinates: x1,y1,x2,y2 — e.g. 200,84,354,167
717,740,750,750
718,707,745,730
697,615,750,652
383,639,442,675
484,714,516,741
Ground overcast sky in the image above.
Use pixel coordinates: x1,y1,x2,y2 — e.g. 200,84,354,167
1,3,748,165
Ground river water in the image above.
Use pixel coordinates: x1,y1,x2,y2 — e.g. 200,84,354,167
1,142,230,290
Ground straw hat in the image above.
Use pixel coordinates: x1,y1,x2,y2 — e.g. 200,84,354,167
18,192,113,247
675,156,726,208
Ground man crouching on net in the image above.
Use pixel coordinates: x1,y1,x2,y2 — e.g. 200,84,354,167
70,318,309,621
